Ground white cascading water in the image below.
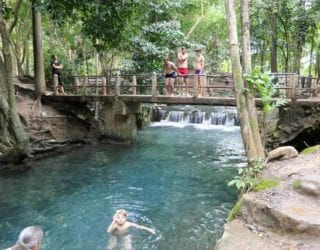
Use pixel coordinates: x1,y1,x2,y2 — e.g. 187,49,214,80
151,107,240,130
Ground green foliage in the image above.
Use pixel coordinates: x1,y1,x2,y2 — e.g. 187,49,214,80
136,106,152,128
292,180,301,189
131,20,186,72
246,68,287,114
253,179,278,192
227,199,242,222
300,145,320,155
228,160,265,193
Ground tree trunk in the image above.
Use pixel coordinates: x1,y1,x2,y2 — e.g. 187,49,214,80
32,0,46,101
225,0,258,164
308,33,314,76
260,40,265,70
294,38,303,74
270,12,278,73
293,0,306,75
316,44,320,80
0,3,29,163
25,40,30,76
241,0,265,160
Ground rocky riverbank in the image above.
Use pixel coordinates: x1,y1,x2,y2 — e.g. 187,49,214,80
216,147,320,249
4,83,101,170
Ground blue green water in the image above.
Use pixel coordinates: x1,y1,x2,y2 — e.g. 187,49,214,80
0,124,245,250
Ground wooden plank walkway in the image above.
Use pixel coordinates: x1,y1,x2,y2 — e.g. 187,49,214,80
15,82,320,107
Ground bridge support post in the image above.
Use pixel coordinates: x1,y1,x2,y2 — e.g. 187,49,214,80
101,100,141,141
202,74,207,97
75,77,80,95
115,72,121,96
193,75,198,98
132,75,137,95
102,77,107,95
83,75,88,95
53,74,59,94
151,72,157,100
288,74,297,101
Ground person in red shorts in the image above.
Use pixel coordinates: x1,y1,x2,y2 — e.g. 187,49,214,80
177,47,189,96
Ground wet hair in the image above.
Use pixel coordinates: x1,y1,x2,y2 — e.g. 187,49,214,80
116,209,128,218
10,226,44,250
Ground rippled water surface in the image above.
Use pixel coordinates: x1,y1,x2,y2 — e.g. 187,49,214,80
0,123,245,250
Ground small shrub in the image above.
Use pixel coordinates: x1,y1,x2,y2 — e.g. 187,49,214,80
227,199,243,222
253,179,278,192
228,160,265,193
300,145,320,155
292,180,301,189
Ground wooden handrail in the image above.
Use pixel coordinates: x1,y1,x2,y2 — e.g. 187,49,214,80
59,73,320,100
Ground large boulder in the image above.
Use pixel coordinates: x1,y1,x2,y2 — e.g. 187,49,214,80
267,146,298,162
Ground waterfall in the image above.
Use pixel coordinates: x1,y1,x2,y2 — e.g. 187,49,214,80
189,110,205,124
161,109,239,126
211,112,227,125
167,111,186,122
152,106,164,121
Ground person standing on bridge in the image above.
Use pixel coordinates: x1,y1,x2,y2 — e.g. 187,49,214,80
195,47,205,97
163,56,179,96
177,47,189,96
51,54,66,95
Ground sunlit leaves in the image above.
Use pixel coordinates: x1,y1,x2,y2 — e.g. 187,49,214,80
246,68,287,113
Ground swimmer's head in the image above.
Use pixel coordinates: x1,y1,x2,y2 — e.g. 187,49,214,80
114,209,127,225
116,209,127,217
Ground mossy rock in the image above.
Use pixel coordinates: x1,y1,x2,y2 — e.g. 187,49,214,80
292,180,301,189
300,145,320,155
227,199,242,222
253,179,278,192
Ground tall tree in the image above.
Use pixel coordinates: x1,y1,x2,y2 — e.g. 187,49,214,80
241,0,264,159
0,0,29,163
270,11,278,72
32,0,46,102
225,0,258,165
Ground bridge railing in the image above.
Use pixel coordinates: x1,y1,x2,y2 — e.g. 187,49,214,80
64,73,237,98
62,73,319,100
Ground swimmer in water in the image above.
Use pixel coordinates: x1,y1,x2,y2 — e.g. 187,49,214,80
106,209,155,250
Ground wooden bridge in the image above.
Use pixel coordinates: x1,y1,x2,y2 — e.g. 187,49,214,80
16,72,320,141
44,72,320,106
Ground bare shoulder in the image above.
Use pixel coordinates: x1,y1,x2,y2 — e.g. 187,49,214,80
168,61,176,67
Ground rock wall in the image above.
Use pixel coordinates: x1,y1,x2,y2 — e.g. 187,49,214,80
216,150,320,249
266,103,320,151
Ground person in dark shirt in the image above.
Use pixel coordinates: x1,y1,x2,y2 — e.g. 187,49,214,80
51,54,66,95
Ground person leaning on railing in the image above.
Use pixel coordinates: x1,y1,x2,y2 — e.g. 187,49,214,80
51,54,66,95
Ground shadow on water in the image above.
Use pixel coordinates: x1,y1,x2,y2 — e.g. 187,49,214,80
0,121,245,249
